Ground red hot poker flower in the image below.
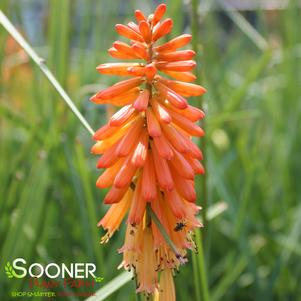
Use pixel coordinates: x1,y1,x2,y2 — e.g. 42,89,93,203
91,3,206,300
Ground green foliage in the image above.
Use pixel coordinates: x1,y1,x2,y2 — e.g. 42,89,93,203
1,0,301,300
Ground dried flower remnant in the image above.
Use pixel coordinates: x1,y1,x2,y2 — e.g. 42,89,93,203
91,3,206,300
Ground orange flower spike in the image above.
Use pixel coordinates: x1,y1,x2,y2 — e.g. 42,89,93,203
139,20,152,43
152,18,173,42
115,24,144,42
131,130,149,167
155,34,192,52
152,3,167,26
146,107,162,137
97,77,143,100
91,3,207,298
141,152,157,201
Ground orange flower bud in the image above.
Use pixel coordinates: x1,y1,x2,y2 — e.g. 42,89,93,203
115,117,144,157
115,24,144,42
97,143,119,168
128,178,146,225
108,47,136,59
146,107,162,137
135,9,147,22
159,78,207,97
156,50,195,62
127,22,140,34
163,70,196,82
152,134,174,160
152,18,173,41
151,98,171,123
133,89,150,112
113,41,139,57
109,105,136,127
131,130,149,167
185,155,205,174
165,189,186,219
155,34,192,52
171,167,196,202
152,144,174,191
162,124,190,153
103,186,129,204
97,63,144,76
145,64,157,82
168,110,205,137
165,103,205,122
139,20,152,42
96,77,143,99
141,152,157,201
155,81,188,109
131,42,149,60
152,3,167,26
96,158,126,188
156,60,196,72
169,149,195,180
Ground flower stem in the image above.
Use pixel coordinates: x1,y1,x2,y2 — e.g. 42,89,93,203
146,203,181,259
0,10,95,136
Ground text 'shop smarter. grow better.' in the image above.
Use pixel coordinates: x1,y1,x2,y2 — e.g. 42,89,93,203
90,3,206,300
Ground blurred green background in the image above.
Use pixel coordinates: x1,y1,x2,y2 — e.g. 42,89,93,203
1,0,301,300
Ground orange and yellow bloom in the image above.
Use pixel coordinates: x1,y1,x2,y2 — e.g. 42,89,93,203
91,3,206,300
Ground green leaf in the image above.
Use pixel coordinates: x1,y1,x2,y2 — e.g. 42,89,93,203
85,271,133,301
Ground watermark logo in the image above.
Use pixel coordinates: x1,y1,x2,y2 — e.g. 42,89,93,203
4,258,103,280
5,258,104,298
5,262,22,279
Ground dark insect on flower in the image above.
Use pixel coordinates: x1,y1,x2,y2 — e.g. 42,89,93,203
174,221,187,232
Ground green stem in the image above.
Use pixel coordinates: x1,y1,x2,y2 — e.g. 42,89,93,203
146,204,182,260
195,229,210,301
191,1,210,301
